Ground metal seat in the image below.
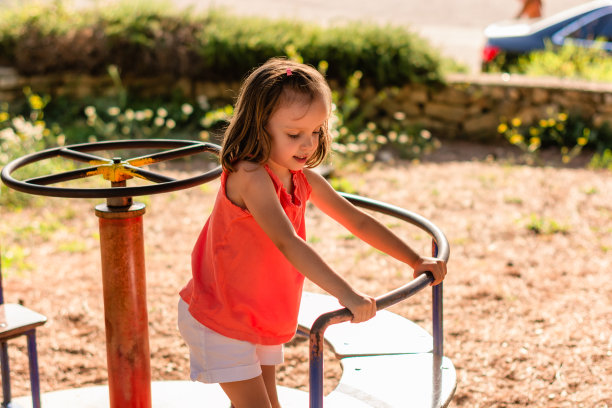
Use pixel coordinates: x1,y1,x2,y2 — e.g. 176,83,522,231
0,247,47,408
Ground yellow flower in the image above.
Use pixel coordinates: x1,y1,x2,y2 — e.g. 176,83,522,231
558,113,568,121
577,137,588,146
539,119,548,127
529,137,541,146
562,155,570,164
29,95,44,110
547,118,555,127
0,112,9,122
497,123,508,133
511,117,522,127
556,124,565,131
318,60,329,73
509,134,523,145
529,127,539,136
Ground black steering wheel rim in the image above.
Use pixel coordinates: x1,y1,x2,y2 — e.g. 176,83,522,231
1,139,222,198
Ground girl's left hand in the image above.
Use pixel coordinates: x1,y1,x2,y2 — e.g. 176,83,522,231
413,256,447,286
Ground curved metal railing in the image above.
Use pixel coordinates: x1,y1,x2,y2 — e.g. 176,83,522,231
308,193,449,408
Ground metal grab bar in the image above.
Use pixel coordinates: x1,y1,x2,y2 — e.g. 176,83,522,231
309,193,449,408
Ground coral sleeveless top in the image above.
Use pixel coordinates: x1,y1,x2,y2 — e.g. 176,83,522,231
179,166,311,345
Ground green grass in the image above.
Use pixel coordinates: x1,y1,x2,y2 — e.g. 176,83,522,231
57,240,88,253
525,214,570,235
1,244,34,274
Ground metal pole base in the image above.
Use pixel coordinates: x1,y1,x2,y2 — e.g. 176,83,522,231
95,202,151,408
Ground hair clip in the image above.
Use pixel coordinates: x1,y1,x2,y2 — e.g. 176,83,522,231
286,68,292,76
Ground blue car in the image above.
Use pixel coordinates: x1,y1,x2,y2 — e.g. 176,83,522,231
482,0,612,70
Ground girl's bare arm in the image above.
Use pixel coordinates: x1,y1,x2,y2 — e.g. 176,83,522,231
304,169,447,286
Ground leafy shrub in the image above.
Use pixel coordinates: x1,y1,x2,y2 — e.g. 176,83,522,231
589,149,612,170
517,40,612,82
485,40,612,83
0,89,68,207
498,109,612,165
0,0,446,88
330,70,440,164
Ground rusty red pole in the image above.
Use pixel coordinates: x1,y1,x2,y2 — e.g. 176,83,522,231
95,188,151,408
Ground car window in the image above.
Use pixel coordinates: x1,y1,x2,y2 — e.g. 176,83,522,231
567,13,612,41
552,7,612,51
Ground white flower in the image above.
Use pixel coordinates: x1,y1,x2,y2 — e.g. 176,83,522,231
0,127,18,144
135,111,146,121
84,106,96,117
375,135,387,144
197,95,210,111
181,103,194,115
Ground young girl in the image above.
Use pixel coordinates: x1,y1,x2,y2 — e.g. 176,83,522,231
178,57,447,408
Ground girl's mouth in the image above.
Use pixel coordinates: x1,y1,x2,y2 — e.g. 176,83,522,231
294,155,308,164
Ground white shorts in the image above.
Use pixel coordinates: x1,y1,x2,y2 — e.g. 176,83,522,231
177,298,284,384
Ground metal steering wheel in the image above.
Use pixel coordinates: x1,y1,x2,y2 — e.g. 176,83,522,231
0,139,222,199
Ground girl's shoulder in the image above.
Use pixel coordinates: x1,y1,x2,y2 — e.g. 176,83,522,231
226,161,275,192
228,161,270,183
225,161,271,209
232,160,264,173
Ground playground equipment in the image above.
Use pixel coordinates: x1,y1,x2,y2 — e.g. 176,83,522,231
0,247,47,408
1,139,455,407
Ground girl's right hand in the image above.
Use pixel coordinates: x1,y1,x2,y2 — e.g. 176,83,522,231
340,291,377,323
413,256,447,286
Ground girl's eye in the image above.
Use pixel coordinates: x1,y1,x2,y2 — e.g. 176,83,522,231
288,133,300,139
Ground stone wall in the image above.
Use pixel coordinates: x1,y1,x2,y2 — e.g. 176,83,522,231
371,73,612,141
1,66,611,141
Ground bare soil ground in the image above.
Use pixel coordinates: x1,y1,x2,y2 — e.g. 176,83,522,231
1,141,611,407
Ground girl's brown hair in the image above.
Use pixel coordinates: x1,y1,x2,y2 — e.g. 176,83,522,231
221,58,332,172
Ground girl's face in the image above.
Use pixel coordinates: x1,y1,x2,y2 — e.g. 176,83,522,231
265,95,329,175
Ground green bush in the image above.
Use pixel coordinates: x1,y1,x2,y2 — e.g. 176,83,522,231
0,89,69,207
589,149,612,170
0,0,446,88
517,40,612,82
485,40,612,83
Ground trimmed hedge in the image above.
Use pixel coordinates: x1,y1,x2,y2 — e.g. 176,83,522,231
0,2,446,87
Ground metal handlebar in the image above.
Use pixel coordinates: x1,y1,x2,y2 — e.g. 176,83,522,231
309,193,449,408
0,139,222,198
